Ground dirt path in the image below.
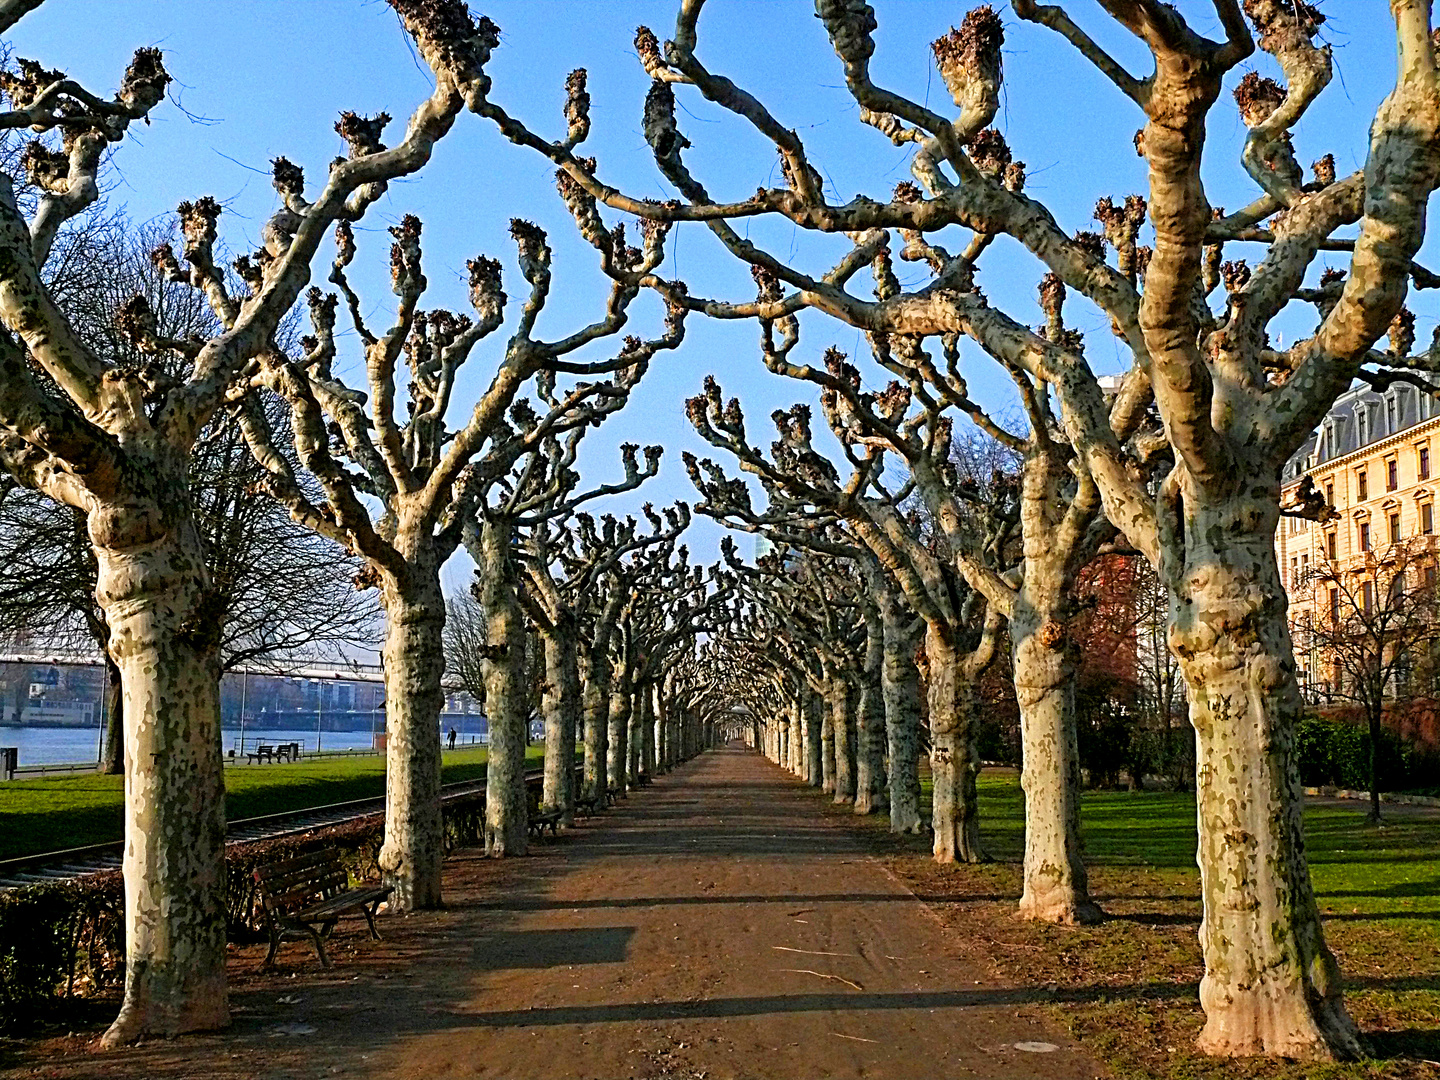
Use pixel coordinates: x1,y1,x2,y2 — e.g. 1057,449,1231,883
12,746,1102,1080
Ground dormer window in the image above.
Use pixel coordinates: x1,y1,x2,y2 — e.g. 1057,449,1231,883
1387,393,1399,435
1358,407,1369,445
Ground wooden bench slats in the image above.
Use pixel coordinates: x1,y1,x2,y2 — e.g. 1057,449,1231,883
296,886,391,923
252,847,392,970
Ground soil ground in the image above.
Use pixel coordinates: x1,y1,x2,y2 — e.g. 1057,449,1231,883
2,746,1101,1080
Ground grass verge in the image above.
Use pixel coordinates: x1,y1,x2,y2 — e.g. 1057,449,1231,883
0,744,546,860
832,768,1440,1080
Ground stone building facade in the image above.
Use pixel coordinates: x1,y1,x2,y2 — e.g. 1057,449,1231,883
1277,381,1440,695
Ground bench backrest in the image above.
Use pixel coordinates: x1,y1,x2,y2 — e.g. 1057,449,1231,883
253,848,351,915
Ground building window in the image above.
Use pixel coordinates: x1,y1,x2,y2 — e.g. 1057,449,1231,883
1325,481,1335,507
1302,553,1309,581
1360,521,1371,551
1327,531,1337,560
1362,580,1374,614
1427,564,1437,587
1388,395,1399,434
1359,409,1369,444
1388,458,1399,491
1290,557,1298,586
1329,587,1340,622
1391,512,1402,544
1421,445,1431,480
1358,471,1368,501
1425,502,1435,535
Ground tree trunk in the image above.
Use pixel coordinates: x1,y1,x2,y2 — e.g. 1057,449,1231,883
607,667,631,796
99,653,123,776
1011,589,1101,924
629,682,645,784
653,682,668,775
377,568,446,907
820,684,836,793
541,621,579,823
880,597,923,834
638,679,655,779
94,515,229,1047
1170,508,1359,1059
854,605,887,815
795,687,809,782
796,698,807,776
805,686,823,787
478,519,528,857
829,677,856,804
581,601,619,801
927,625,985,864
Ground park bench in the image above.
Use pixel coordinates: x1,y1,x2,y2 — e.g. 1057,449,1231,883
276,741,301,763
636,772,652,787
606,785,622,805
247,743,275,764
574,793,599,818
526,788,564,838
252,848,391,970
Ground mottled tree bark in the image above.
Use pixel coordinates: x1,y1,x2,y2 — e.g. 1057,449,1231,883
820,678,836,793
805,686,823,788
582,591,622,800
633,679,652,782
376,563,446,907
829,677,856,804
541,618,579,823
478,519,528,857
97,507,228,1047
789,690,806,778
1175,499,1358,1058
927,625,985,864
1012,447,1102,925
879,589,923,834
853,598,886,814
607,664,632,796
1012,587,1100,924
656,689,669,771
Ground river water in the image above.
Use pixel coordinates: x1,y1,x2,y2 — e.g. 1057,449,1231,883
0,726,423,767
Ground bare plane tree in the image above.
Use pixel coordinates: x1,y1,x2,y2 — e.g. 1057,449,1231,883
687,379,1011,862
238,200,682,885
0,0,495,1043
461,434,670,847
519,503,691,817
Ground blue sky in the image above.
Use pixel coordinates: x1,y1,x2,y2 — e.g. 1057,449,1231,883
8,1,1415,595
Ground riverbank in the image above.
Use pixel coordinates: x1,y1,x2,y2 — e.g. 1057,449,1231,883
0,745,545,860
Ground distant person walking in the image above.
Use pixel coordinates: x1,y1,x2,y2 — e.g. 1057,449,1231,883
447,727,457,750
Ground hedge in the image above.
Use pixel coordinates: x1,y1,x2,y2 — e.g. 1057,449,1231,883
1295,713,1440,795
0,789,490,1030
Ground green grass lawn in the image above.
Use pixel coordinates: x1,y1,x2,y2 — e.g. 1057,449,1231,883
0,744,546,860
883,769,1440,1079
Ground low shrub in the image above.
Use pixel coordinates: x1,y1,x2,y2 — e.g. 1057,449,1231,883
0,790,486,1030
1295,712,1440,793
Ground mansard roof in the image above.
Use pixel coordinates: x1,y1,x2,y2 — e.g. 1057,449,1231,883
1283,380,1440,483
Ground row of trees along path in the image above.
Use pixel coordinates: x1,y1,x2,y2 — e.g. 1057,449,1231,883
2,0,1439,1067
468,0,1440,1062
